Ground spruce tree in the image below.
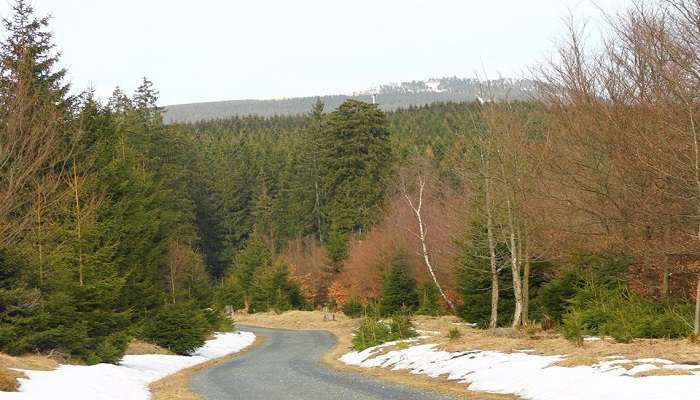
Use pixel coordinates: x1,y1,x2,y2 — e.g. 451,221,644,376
380,252,418,316
320,100,392,268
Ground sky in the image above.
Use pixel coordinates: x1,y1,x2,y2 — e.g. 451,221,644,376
0,0,634,105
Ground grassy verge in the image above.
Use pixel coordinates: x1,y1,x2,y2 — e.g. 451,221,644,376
0,353,58,392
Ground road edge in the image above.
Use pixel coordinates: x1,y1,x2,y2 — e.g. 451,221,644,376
239,321,515,400
148,332,266,400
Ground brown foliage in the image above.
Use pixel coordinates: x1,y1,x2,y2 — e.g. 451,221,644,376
334,164,465,306
280,236,329,305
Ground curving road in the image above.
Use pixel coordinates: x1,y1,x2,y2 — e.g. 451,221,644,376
190,325,463,400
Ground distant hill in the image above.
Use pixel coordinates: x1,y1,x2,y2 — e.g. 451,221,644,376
163,77,535,123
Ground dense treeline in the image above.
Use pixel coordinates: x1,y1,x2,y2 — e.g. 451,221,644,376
179,0,700,342
0,1,221,362
1,0,699,365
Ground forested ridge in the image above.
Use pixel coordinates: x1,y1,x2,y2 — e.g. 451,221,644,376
1,0,700,372
163,77,534,123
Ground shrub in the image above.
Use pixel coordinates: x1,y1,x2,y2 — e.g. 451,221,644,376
536,270,581,325
342,297,364,318
447,327,461,340
352,317,390,350
203,307,233,332
352,312,417,350
560,310,585,346
141,304,210,355
536,251,628,326
559,284,693,344
388,311,417,340
416,281,442,316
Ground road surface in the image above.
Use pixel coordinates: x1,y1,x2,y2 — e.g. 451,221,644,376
190,324,463,400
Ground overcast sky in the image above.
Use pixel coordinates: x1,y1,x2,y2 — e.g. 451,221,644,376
0,0,634,105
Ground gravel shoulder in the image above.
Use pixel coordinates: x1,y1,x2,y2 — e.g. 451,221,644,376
190,324,462,400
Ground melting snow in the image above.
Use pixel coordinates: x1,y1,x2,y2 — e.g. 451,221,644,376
340,342,700,400
2,331,255,400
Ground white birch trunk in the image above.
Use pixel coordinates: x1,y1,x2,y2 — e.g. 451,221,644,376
404,176,456,314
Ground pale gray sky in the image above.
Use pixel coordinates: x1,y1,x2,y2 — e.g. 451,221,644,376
1,0,633,105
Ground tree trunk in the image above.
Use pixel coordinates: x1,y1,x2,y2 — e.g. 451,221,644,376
522,236,531,325
484,171,499,329
506,197,523,328
404,176,456,314
71,158,84,287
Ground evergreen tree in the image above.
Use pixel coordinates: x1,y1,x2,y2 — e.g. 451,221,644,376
380,252,418,316
417,281,442,316
230,230,273,305
248,259,304,313
455,226,513,327
0,0,70,103
320,100,392,268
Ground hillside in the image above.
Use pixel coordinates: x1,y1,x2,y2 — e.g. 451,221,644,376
163,77,535,123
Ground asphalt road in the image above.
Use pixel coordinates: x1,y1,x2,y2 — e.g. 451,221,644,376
190,324,463,400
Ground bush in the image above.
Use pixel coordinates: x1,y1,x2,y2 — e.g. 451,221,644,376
416,281,442,316
536,270,581,325
447,327,461,340
388,310,416,339
559,284,693,344
342,297,364,318
352,317,390,350
203,307,233,332
141,304,210,355
352,312,417,351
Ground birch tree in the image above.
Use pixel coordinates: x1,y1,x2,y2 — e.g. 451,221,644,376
400,161,457,313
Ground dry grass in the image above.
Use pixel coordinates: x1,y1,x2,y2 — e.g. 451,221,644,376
0,353,58,392
547,356,604,368
0,368,20,391
632,368,695,378
125,339,173,355
413,316,700,366
149,335,264,400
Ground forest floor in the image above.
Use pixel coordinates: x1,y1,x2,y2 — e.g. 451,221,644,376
235,311,700,400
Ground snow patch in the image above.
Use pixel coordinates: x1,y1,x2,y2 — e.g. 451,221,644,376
2,331,255,400
340,341,700,400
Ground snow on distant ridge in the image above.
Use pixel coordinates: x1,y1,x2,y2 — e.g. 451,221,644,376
2,331,255,400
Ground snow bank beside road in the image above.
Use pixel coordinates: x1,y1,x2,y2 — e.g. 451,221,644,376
340,342,700,400
2,331,255,400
